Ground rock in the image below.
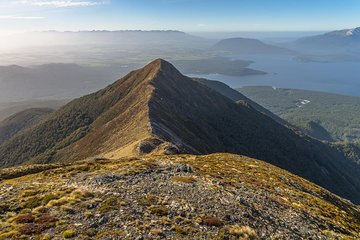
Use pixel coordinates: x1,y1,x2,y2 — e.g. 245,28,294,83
90,222,99,229
99,216,109,225
175,164,193,173
137,138,163,154
164,145,180,155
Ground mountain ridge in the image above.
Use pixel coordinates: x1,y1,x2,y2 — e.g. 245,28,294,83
327,27,360,37
0,59,360,204
295,27,360,49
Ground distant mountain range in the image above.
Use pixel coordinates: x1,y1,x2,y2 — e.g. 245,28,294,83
295,27,360,50
1,59,360,205
3,30,212,50
213,38,295,55
0,63,134,102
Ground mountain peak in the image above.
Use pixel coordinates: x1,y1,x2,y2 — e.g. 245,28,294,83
136,58,186,87
346,27,360,36
146,58,174,72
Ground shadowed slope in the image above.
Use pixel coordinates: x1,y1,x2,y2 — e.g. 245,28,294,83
194,78,287,125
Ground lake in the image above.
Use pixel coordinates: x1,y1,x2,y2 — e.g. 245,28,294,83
189,54,360,96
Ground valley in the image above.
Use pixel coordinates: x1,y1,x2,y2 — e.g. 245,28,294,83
238,86,360,142
0,5,360,238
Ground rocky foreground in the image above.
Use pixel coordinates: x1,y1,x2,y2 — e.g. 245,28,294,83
0,153,359,239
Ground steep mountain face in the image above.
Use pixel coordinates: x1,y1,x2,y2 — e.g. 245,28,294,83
331,142,360,165
0,154,359,239
213,38,294,54
296,121,333,142
0,108,53,145
194,78,287,125
0,59,360,204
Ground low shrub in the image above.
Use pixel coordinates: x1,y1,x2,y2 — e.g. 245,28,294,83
202,217,223,227
170,176,197,183
14,214,35,224
147,205,169,216
62,229,77,239
217,225,259,240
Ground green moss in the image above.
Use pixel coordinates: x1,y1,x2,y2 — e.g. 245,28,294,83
42,194,59,205
96,230,124,238
82,229,97,237
21,190,40,197
0,230,19,239
62,229,77,239
21,196,43,209
34,233,52,240
46,198,70,207
19,208,32,214
98,197,121,214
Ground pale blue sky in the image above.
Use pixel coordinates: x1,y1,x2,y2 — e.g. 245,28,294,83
0,0,359,34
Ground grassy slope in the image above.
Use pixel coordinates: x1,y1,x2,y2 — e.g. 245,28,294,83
0,64,156,167
0,153,359,239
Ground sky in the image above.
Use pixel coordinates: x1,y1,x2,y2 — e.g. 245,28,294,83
0,0,360,35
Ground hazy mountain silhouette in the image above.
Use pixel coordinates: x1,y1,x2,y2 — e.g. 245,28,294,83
214,38,294,54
